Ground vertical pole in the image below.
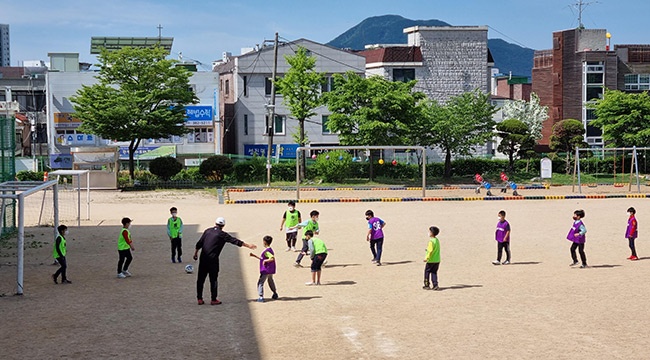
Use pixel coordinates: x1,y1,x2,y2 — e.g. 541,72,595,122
634,146,641,193
86,171,90,220
421,147,426,198
16,193,24,295
575,147,582,194
296,147,301,200
266,32,279,187
77,174,81,226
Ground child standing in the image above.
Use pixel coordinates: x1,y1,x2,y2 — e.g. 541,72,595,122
51,224,72,284
567,209,587,268
117,217,135,278
249,235,279,302
424,226,441,290
305,230,327,285
167,207,184,263
280,201,301,252
492,210,511,265
365,210,386,266
293,210,320,267
626,207,639,260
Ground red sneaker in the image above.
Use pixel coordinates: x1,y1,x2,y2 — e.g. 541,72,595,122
197,299,204,305
627,255,634,260
211,300,222,305
631,256,639,261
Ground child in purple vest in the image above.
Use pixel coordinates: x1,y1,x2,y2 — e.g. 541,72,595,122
249,235,278,302
567,209,588,268
626,207,639,261
492,210,511,265
365,210,386,266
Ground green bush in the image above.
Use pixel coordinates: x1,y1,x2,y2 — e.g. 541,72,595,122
16,170,45,181
149,156,183,180
452,158,509,176
232,156,266,183
171,167,203,182
313,150,353,183
199,155,234,182
272,162,298,182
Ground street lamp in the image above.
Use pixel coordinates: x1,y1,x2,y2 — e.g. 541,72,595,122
606,32,611,51
265,103,275,187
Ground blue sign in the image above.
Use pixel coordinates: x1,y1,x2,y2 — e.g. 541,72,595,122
185,106,213,121
49,154,73,169
244,144,299,159
118,146,159,160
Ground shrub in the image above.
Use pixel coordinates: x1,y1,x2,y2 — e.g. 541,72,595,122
199,155,234,182
16,170,45,181
171,167,203,182
272,162,298,182
149,156,183,180
313,150,353,183
231,156,265,183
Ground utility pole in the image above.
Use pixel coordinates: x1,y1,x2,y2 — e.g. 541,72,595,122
265,32,279,187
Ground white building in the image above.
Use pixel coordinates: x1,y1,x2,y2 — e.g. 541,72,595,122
214,39,366,157
46,53,219,169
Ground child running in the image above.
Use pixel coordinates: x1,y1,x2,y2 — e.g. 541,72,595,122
249,235,278,302
492,210,511,265
365,210,386,266
167,207,184,263
280,201,301,252
626,207,639,261
305,230,327,286
423,226,441,290
51,224,71,284
293,210,320,267
567,209,587,268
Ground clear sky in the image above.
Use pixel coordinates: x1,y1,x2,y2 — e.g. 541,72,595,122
2,0,649,68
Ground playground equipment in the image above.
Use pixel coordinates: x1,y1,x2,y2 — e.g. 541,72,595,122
499,172,520,196
474,173,493,196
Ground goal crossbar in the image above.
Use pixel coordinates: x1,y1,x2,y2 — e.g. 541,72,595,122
296,146,426,199
0,180,59,295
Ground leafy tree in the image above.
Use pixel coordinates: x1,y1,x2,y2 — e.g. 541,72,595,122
199,155,234,182
149,156,183,180
592,89,650,146
501,93,548,141
71,46,198,180
496,119,535,172
274,46,324,179
549,119,587,174
314,150,353,183
324,72,426,178
416,90,497,178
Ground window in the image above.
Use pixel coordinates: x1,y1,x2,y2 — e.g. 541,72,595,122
266,114,285,135
225,79,229,95
393,68,415,82
243,76,248,97
187,128,214,143
322,115,331,134
624,74,650,90
265,77,272,95
586,73,603,84
244,114,248,135
321,77,335,93
586,86,603,101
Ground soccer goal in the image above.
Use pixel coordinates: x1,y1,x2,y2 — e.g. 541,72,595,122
295,146,427,199
0,180,59,295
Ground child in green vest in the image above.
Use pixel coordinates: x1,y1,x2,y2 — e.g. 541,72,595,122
424,226,441,290
51,224,71,284
167,207,184,263
280,201,302,252
292,210,320,267
304,230,327,285
117,217,135,279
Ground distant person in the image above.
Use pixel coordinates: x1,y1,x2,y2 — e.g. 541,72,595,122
193,217,257,305
304,230,327,286
365,210,386,266
423,226,441,290
249,235,278,302
51,224,71,284
279,201,301,252
292,210,320,267
626,207,639,261
117,217,135,279
567,209,588,268
492,210,511,265
167,207,184,263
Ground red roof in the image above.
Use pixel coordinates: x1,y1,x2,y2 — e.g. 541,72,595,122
0,67,26,79
359,46,422,64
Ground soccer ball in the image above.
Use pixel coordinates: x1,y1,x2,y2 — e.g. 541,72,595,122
185,264,194,274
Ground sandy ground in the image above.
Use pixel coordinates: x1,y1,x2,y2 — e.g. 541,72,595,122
1,187,650,359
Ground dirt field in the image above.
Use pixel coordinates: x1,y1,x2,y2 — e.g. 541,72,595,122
1,187,650,359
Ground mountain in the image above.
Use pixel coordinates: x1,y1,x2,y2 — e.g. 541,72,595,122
327,15,534,78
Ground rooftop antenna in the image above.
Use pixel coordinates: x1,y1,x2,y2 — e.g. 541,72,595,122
572,0,598,29
157,24,163,39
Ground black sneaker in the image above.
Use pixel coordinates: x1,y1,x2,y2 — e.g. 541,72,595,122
433,286,440,291
51,274,58,284
580,264,588,268
272,293,279,300
569,261,579,267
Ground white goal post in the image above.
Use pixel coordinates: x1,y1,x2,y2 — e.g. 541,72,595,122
296,146,427,199
49,170,91,226
0,180,59,295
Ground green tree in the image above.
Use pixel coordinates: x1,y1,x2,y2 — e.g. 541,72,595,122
149,156,183,180
71,46,197,180
324,72,425,178
496,119,535,172
549,119,587,174
592,89,650,146
501,93,548,141
417,90,497,178
275,46,324,179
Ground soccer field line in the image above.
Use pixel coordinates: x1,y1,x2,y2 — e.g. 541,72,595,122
225,193,649,204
